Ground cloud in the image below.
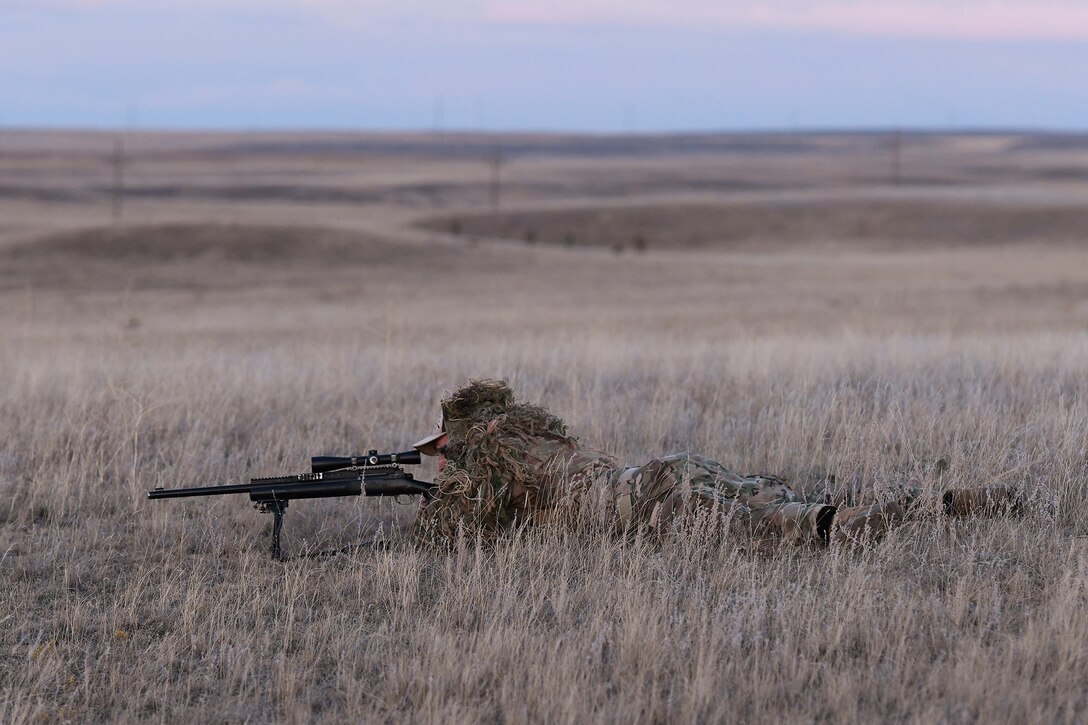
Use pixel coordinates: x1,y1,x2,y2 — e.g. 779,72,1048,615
484,1,1088,40
12,0,1088,40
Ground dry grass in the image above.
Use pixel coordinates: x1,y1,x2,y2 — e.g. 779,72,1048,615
2,131,1088,723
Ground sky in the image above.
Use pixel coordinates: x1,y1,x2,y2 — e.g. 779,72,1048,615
2,0,1087,131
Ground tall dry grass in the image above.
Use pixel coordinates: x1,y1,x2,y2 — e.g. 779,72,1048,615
2,127,1088,720
2,301,1086,722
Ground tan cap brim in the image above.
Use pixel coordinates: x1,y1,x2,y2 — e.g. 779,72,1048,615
413,431,449,456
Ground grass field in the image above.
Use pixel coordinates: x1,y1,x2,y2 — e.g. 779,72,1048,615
2,130,1087,722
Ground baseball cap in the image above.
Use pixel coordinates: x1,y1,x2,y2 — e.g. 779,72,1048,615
413,430,449,456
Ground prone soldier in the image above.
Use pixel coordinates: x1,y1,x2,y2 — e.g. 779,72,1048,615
414,380,1021,544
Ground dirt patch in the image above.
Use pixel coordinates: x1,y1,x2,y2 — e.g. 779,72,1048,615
6,223,392,262
421,199,1088,252
0,223,443,292
0,184,93,203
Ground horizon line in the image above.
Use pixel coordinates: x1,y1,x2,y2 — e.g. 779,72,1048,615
3,124,1087,137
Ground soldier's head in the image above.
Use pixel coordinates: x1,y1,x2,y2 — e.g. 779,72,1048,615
414,379,570,468
414,379,516,469
413,379,577,538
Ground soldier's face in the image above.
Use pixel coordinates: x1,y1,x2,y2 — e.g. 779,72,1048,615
434,432,449,472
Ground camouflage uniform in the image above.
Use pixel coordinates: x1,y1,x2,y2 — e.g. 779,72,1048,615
590,453,833,543
418,380,1020,544
580,452,1019,544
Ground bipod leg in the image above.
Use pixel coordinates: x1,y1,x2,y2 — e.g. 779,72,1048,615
262,500,288,561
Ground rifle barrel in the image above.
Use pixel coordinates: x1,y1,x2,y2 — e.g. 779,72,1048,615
148,482,254,499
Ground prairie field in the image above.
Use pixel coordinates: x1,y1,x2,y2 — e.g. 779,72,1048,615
2,130,1088,723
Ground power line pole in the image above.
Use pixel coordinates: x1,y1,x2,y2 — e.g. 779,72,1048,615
111,136,125,224
433,95,444,134
890,129,902,186
488,146,503,210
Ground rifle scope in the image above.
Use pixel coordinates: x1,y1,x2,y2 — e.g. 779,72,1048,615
311,449,421,473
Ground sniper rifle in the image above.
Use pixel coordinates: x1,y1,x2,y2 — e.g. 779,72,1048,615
147,449,433,560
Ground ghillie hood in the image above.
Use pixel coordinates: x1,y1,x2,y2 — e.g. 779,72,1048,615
440,379,569,447
419,379,614,539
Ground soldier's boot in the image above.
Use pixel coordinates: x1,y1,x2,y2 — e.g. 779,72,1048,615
831,501,906,546
942,485,1023,516
816,505,837,544
753,502,837,545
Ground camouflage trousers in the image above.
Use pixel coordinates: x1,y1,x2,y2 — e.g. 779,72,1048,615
598,452,834,544
594,452,1020,545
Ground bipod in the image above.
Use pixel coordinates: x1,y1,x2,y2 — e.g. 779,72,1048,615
255,499,288,560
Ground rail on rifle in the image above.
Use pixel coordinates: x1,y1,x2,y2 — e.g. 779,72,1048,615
147,449,434,560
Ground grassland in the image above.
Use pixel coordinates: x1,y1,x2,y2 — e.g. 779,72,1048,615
1,130,1087,722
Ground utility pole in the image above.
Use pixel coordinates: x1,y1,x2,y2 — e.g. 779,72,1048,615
433,95,444,134
488,146,503,210
111,136,125,224
890,129,902,186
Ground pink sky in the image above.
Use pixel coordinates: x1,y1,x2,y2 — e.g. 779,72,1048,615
483,1,1088,41
8,0,1087,129
44,0,1088,41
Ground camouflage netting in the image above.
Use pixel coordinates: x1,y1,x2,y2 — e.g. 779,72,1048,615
418,379,588,540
